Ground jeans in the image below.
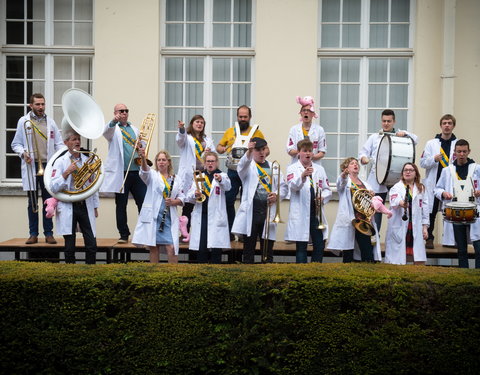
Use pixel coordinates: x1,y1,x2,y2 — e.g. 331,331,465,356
64,201,97,264
27,163,53,237
452,224,480,268
115,171,146,238
243,211,273,264
296,216,324,263
225,169,242,231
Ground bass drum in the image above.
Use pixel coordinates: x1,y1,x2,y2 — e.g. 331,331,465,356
376,134,415,187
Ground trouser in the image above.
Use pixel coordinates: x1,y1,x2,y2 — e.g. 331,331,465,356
197,209,222,264
115,171,146,238
64,201,97,264
243,212,273,264
296,215,324,263
427,196,441,241
225,169,242,231
452,224,480,268
373,192,388,233
343,230,374,263
27,163,53,237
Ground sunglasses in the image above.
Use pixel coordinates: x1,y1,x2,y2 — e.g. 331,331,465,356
118,109,129,113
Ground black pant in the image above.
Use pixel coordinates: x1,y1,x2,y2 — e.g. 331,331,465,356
373,192,388,233
115,171,146,238
427,196,441,241
343,229,374,263
196,208,222,264
243,211,274,264
64,201,97,264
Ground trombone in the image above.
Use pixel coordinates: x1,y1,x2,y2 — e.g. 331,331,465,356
263,160,283,262
23,120,45,213
315,183,326,230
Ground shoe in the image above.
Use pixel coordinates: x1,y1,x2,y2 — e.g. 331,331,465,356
45,235,57,244
230,233,235,241
25,236,38,244
425,239,434,249
118,237,128,244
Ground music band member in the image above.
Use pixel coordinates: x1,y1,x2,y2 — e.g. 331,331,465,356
49,129,99,264
359,109,418,232
101,104,147,243
328,157,381,262
11,93,64,245
285,140,331,263
186,152,231,264
231,138,288,263
177,115,215,232
216,106,265,239
286,96,327,166
385,163,429,265
420,114,457,249
434,139,480,268
132,148,184,264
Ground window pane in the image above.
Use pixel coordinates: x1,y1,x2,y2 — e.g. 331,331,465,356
390,59,408,82
340,110,359,133
213,59,230,81
370,24,388,48
54,22,72,44
342,24,360,48
54,56,72,79
32,0,45,18
368,109,382,133
32,21,45,44
55,0,72,20
341,59,360,82
185,83,203,106
394,109,407,128
370,0,388,22
234,24,251,47
321,24,340,48
74,56,92,80
320,59,339,82
75,81,92,93
319,109,338,132
186,24,204,47
54,81,71,103
212,108,231,132
186,58,203,81
341,84,359,107
75,22,93,45
340,134,358,158
166,0,184,21
75,0,93,20
322,0,340,22
6,22,24,44
6,82,24,104
7,106,25,128
166,58,183,81
392,0,410,22
323,159,337,182
7,0,24,19
320,85,338,107
369,59,388,82
343,0,361,22
213,84,230,106
165,108,183,130
389,85,408,107
165,132,180,156
6,57,24,79
213,0,230,21
234,0,252,22
326,134,338,157
233,59,250,81
233,83,250,104
6,156,22,179
166,24,183,46
391,24,409,48
213,24,230,47
368,84,387,107
166,83,183,105
187,0,204,21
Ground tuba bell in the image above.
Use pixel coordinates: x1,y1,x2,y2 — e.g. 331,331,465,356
351,189,376,236
44,89,105,202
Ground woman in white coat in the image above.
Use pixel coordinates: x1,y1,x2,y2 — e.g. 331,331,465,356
385,163,429,265
328,157,381,262
132,148,184,263
285,139,331,263
186,152,231,263
177,115,216,226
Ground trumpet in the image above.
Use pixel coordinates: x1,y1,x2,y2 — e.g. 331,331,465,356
263,160,283,262
193,167,206,203
316,183,326,230
23,120,45,213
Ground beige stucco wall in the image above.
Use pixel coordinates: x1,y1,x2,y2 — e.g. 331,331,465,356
1,0,480,252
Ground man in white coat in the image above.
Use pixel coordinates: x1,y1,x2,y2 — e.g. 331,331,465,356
434,139,480,268
49,129,99,264
420,114,457,249
232,137,288,263
11,93,65,245
101,103,146,243
285,139,331,263
286,96,326,166
186,152,231,263
359,109,418,232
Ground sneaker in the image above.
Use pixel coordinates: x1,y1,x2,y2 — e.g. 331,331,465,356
25,236,38,244
45,235,57,244
425,239,434,249
118,237,128,244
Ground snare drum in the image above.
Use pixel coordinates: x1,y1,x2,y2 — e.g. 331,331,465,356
226,147,247,170
376,134,415,187
443,202,478,224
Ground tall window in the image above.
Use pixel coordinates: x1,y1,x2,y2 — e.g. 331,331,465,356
162,0,254,168
318,0,413,181
2,0,93,182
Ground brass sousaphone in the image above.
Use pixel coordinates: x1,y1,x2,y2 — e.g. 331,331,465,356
44,89,105,202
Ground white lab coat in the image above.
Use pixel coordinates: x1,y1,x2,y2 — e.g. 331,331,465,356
49,151,99,236
420,137,457,213
285,123,327,165
100,122,141,193
186,172,231,250
285,161,332,241
434,163,480,245
231,152,289,240
11,112,65,190
131,169,184,255
384,181,430,264
359,130,418,193
327,174,382,261
176,130,215,192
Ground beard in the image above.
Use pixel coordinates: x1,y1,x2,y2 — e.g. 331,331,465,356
238,120,249,131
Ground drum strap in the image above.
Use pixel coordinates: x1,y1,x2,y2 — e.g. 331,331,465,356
450,164,476,200
232,123,259,149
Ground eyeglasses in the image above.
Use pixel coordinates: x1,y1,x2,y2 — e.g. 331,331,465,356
117,109,129,113
205,160,217,163
403,169,415,172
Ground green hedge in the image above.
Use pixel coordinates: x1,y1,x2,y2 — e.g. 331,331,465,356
1,261,480,374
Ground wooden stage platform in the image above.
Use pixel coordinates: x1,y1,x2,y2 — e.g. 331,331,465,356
0,237,474,265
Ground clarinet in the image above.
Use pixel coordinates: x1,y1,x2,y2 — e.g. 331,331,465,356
402,184,409,221
159,175,175,232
